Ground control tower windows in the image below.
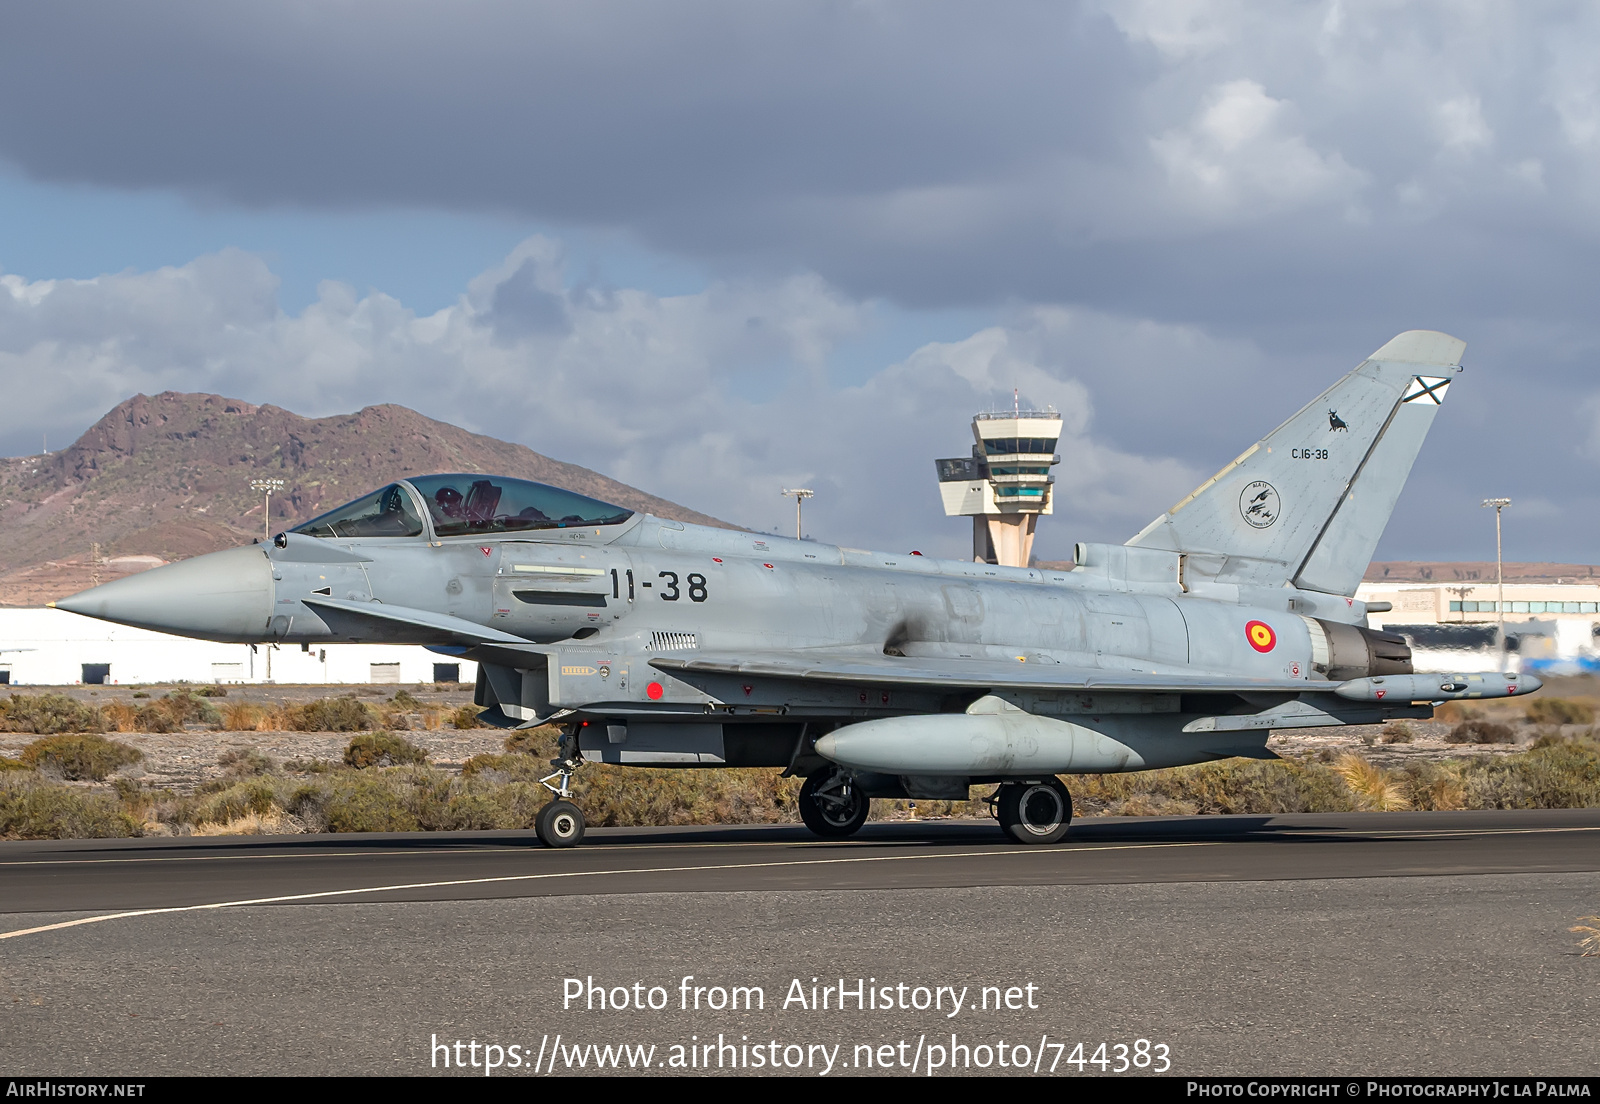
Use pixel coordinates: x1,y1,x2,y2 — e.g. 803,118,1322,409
981,437,1059,456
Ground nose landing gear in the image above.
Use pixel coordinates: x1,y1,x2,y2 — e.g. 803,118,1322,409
536,735,586,847
995,778,1073,844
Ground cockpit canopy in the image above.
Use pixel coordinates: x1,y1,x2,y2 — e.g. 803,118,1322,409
291,475,635,539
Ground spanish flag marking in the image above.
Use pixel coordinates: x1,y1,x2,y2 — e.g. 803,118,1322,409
1245,620,1276,653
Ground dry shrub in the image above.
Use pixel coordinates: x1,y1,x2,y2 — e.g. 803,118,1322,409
420,708,444,731
571,766,802,827
504,726,561,756
191,810,295,836
343,731,429,769
377,708,412,731
101,700,138,732
0,755,27,771
451,704,488,729
0,773,140,838
100,702,179,734
1571,917,1600,957
1433,702,1480,724
1106,792,1199,817
218,747,273,778
1332,753,1411,810
1076,758,1357,815
1525,698,1595,726
192,777,279,824
0,693,103,734
1399,761,1468,811
1458,735,1600,809
159,689,221,727
288,697,375,733
20,733,143,781
320,772,425,832
1447,720,1516,745
390,689,421,710
221,701,266,731
1378,721,1415,744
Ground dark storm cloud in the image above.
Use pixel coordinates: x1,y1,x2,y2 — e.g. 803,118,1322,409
3,2,1596,333
3,2,1600,561
0,3,1131,245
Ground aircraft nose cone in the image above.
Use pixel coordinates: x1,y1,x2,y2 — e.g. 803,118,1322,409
55,545,273,642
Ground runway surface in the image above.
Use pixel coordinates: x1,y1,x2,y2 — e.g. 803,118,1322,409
3,810,1598,1076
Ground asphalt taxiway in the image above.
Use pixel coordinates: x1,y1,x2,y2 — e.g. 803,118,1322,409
3,811,1598,1076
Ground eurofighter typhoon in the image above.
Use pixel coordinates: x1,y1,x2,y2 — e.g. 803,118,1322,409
56,331,1537,846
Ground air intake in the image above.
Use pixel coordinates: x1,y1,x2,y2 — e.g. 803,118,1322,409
650,631,698,651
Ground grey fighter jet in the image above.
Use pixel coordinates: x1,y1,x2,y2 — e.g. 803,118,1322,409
55,330,1537,847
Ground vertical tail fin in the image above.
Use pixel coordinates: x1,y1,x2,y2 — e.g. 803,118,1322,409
1127,330,1463,595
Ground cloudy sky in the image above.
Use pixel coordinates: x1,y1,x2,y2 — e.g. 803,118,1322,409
2,1,1597,563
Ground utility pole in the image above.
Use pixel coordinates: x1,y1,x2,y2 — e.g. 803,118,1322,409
1482,498,1511,650
251,478,286,543
780,488,813,540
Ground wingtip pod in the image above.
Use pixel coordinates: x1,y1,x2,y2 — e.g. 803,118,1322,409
1369,330,1466,368
1334,671,1540,703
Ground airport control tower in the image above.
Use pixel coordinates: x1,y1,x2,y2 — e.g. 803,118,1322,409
935,401,1062,567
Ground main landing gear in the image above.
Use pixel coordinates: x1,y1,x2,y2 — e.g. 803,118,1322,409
993,778,1073,844
536,754,585,848
798,766,871,838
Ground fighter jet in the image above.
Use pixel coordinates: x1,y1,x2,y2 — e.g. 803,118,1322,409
55,330,1537,847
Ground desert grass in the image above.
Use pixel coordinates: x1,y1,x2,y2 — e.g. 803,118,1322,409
0,693,103,734
5,733,1600,840
1526,698,1596,726
1331,753,1411,810
1570,917,1600,956
1376,721,1415,744
1447,719,1517,745
18,733,143,781
452,704,488,729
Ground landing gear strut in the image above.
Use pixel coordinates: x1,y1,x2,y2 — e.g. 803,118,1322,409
798,767,870,838
536,733,586,847
995,778,1073,844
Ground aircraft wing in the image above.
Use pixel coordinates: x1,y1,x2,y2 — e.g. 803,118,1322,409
301,597,532,646
649,650,1317,696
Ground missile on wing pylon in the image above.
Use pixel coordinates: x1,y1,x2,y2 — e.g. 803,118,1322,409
1333,672,1540,703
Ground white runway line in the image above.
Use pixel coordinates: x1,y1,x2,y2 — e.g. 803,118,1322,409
4,822,1593,868
0,840,1213,943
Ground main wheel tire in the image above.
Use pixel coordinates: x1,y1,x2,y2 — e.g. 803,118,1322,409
997,778,1073,844
535,799,585,848
798,768,870,838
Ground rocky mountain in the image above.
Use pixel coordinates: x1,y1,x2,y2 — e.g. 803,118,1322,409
1363,562,1600,584
0,392,735,605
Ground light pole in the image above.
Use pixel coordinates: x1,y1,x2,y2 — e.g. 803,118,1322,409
251,478,286,543
1482,498,1511,649
780,488,813,540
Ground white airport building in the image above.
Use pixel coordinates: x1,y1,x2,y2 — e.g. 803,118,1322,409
1356,579,1600,674
0,608,475,687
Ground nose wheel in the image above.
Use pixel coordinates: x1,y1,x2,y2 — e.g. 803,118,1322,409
798,767,871,838
996,778,1073,844
536,741,586,847
535,799,585,847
